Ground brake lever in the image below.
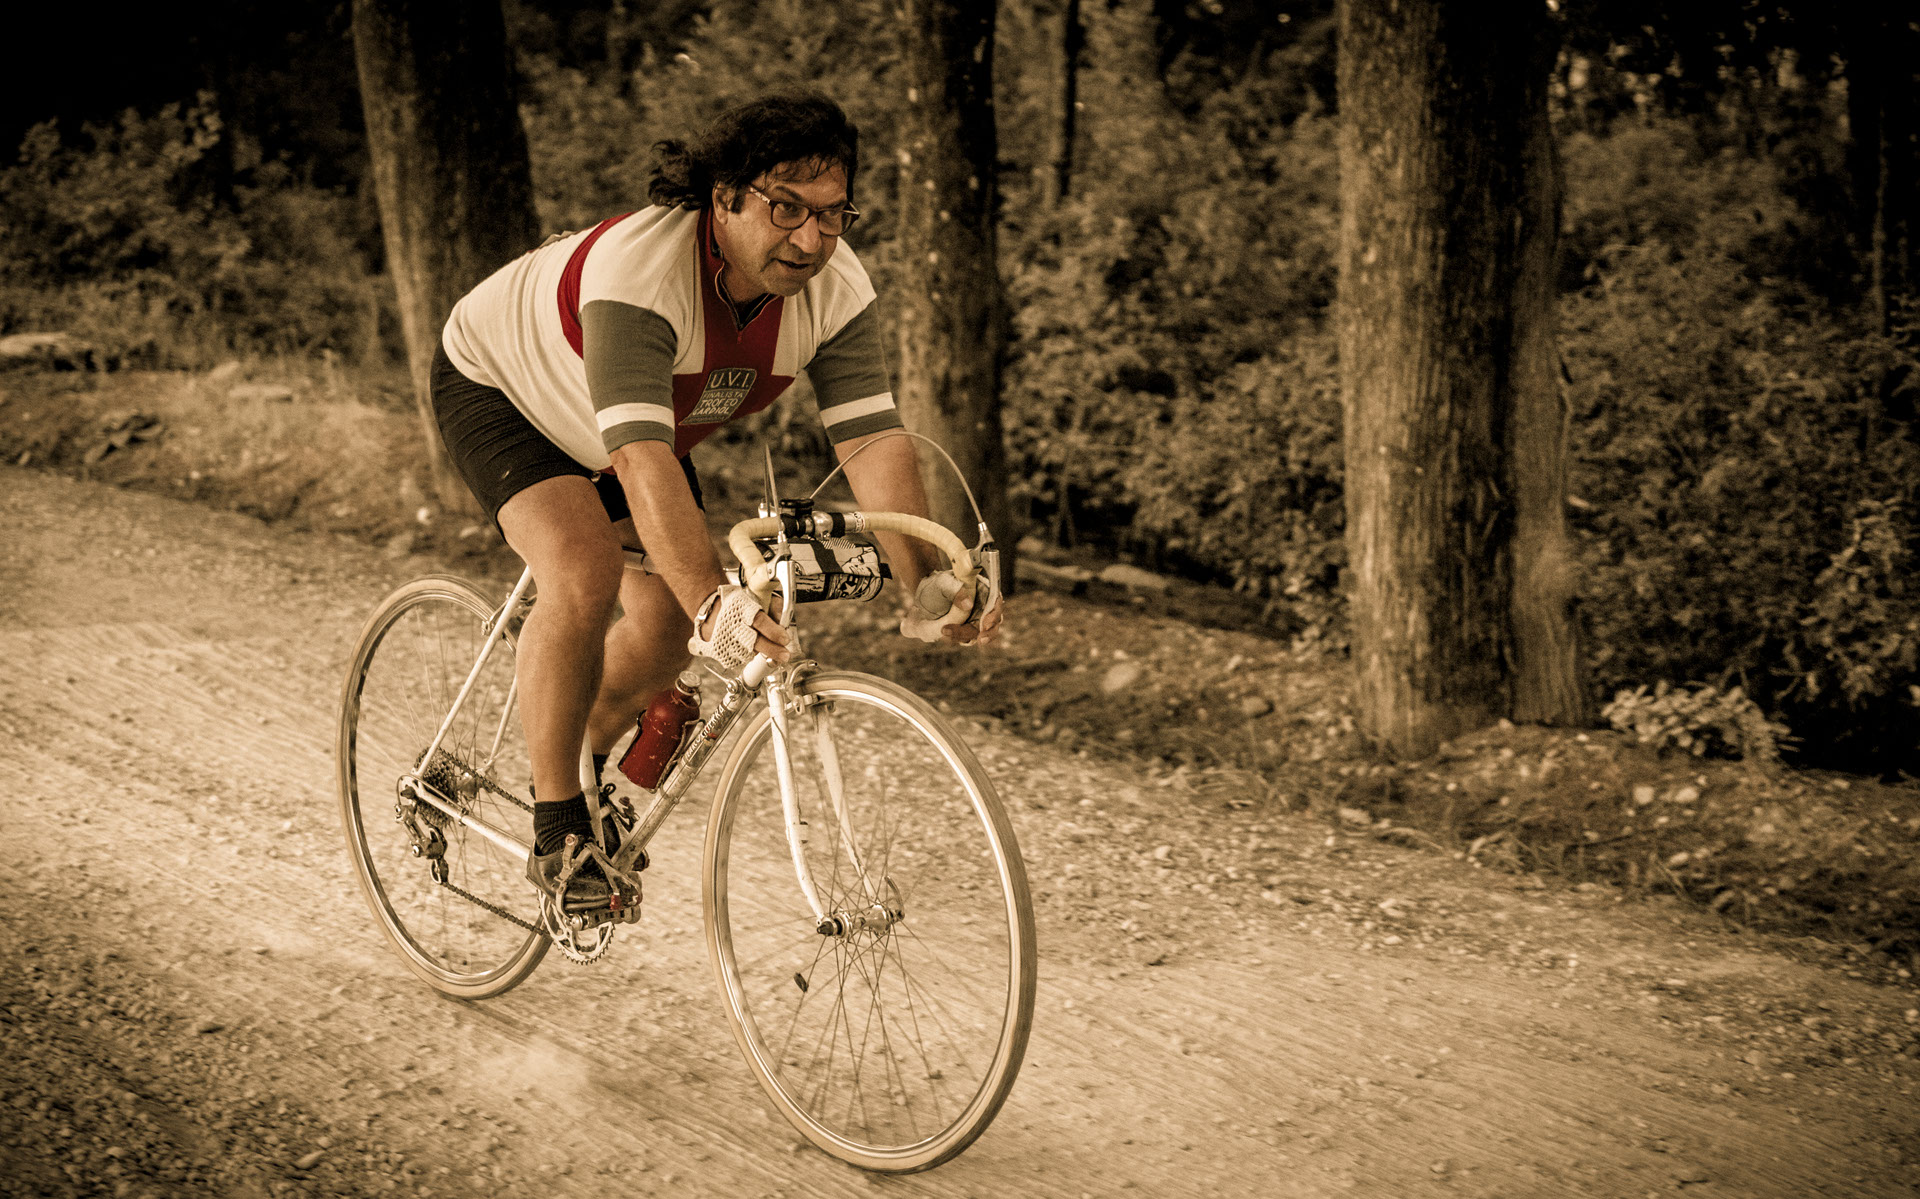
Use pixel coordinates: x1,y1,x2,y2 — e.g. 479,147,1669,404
972,541,1002,622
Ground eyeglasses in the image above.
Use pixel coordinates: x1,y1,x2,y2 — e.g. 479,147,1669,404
745,185,860,237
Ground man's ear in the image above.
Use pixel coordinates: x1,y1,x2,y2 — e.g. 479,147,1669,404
711,184,736,216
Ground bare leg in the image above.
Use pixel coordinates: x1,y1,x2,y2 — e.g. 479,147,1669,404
587,567,694,755
497,477,624,805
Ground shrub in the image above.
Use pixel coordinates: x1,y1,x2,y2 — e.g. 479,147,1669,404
1001,18,1342,615
1601,681,1793,762
0,96,379,365
1561,119,1920,768
1792,499,1920,710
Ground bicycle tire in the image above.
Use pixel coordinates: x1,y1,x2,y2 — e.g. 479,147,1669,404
337,575,548,999
703,671,1036,1172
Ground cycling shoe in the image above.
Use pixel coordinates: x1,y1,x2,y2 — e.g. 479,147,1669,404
526,841,612,910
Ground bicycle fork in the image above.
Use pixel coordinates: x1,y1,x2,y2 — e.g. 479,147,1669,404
763,673,897,937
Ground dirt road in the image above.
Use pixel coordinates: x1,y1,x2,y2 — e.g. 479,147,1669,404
2,465,1916,1198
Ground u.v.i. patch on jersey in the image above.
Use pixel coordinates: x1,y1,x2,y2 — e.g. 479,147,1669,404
685,367,757,424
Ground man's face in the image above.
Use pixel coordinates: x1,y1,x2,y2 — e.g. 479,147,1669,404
711,161,849,303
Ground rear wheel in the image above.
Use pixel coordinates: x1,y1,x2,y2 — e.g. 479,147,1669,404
704,671,1036,1172
337,575,547,999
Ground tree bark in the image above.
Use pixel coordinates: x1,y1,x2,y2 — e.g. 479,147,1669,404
1842,14,1917,335
1337,0,1583,758
352,0,540,511
894,0,1016,565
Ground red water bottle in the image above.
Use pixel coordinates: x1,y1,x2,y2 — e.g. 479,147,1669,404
618,671,701,789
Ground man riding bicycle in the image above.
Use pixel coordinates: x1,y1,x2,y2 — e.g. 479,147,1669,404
431,93,1003,904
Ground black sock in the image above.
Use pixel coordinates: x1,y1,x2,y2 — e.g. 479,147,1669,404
533,793,592,856
592,753,608,784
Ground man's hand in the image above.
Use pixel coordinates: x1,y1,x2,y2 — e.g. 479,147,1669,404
689,584,791,667
901,572,1004,647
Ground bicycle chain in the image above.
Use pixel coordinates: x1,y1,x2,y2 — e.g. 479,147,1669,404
421,749,532,815
434,874,543,936
472,769,533,813
433,867,610,964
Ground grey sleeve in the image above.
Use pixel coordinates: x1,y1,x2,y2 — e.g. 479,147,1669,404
807,305,903,443
582,299,678,453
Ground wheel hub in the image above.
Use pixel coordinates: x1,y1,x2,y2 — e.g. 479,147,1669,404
819,879,905,937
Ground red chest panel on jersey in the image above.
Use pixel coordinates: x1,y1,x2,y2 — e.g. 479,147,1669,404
669,212,792,456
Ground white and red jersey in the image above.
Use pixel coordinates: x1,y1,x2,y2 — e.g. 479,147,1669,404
441,205,899,469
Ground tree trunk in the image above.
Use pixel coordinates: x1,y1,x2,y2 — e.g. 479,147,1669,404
1507,71,1588,727
1842,15,1917,335
894,0,1016,566
1337,0,1582,758
1844,14,1892,332
1039,0,1083,208
352,0,540,511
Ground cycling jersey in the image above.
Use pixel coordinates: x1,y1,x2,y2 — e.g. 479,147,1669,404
441,205,900,471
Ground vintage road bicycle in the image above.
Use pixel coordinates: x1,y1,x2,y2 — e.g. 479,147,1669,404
334,441,1036,1172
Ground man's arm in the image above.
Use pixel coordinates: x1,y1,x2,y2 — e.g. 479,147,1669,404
836,431,1002,646
608,437,790,662
835,431,943,596
582,299,787,662
609,439,728,616
809,299,999,644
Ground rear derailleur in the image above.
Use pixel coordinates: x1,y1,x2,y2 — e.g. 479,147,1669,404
395,784,450,884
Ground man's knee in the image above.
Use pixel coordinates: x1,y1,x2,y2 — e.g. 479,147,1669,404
544,555,624,622
500,476,628,618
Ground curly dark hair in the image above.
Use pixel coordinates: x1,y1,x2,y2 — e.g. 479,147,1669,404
649,92,860,212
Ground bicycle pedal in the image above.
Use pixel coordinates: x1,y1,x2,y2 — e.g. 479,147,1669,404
564,894,640,930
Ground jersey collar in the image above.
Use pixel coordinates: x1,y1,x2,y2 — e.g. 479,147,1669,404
700,208,778,331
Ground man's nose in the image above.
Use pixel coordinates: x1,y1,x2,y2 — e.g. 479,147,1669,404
787,216,823,255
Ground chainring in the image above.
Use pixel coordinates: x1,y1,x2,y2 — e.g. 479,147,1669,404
538,894,618,964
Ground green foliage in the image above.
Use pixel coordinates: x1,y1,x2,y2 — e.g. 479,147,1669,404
1792,499,1920,711
0,97,377,365
521,0,905,241
1601,681,1792,762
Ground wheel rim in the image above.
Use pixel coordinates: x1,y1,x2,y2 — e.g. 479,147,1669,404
710,680,1033,1166
340,583,544,991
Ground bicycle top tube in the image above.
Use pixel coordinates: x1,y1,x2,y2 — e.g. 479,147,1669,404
621,546,745,591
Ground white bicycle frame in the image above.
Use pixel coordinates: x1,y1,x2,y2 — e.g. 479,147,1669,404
394,509,989,932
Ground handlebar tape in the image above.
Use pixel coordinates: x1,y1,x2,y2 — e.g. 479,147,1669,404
729,512,976,606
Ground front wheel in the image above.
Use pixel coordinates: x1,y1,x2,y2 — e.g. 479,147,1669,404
703,671,1037,1172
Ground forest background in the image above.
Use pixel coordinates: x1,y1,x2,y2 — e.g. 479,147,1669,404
2,0,1917,783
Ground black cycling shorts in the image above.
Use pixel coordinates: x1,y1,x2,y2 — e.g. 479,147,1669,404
431,343,701,527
